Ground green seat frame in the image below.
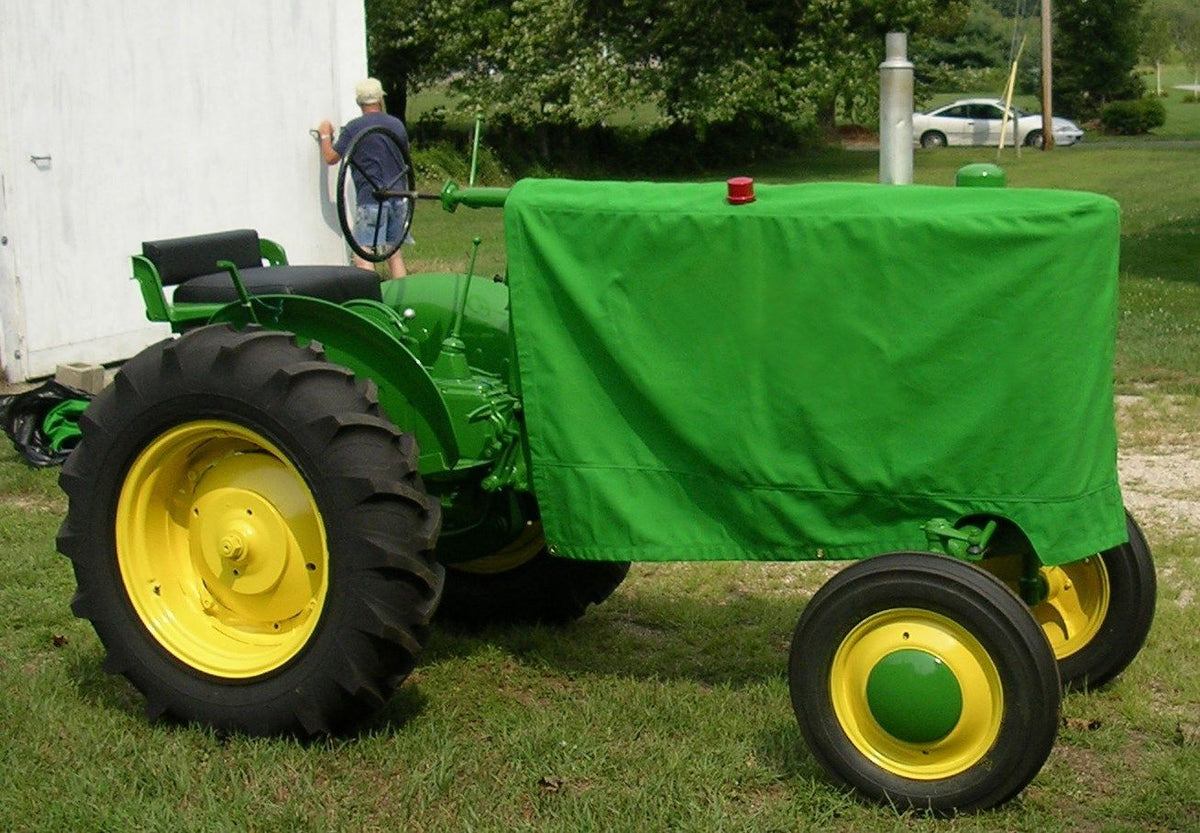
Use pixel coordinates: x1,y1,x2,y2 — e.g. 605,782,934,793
132,235,287,331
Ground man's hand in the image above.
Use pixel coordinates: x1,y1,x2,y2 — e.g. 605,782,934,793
315,120,340,165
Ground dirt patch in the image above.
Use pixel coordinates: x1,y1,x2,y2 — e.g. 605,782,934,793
0,492,67,514
1119,446,1200,537
1116,394,1200,539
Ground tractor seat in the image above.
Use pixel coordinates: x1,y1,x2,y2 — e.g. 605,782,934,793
172,264,382,305
140,229,382,307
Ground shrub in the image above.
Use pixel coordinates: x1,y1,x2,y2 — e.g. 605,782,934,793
412,141,510,187
1100,98,1167,135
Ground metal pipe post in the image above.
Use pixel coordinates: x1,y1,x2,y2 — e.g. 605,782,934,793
879,32,914,185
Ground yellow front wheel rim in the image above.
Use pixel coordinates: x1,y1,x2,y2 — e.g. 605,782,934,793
985,554,1110,661
831,608,1003,780
116,420,329,679
1037,558,1110,660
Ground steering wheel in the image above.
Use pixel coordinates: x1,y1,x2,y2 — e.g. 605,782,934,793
336,125,417,263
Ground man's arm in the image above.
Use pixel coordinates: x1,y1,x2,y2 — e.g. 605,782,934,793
316,119,340,165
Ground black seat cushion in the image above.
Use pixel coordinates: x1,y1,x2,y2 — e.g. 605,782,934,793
172,265,383,304
143,230,263,285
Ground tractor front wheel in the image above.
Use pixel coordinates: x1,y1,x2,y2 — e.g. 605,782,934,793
982,510,1156,689
788,552,1060,813
57,325,443,735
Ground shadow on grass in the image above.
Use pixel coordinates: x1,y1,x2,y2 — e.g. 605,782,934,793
69,646,145,719
734,147,880,183
1121,212,1200,285
425,582,810,688
67,643,433,740
420,588,830,787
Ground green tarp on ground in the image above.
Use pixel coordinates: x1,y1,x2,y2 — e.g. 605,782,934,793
504,178,1128,565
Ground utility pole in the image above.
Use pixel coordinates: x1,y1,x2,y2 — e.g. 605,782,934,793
1041,0,1055,150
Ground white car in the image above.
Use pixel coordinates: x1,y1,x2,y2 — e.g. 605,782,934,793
912,98,1085,148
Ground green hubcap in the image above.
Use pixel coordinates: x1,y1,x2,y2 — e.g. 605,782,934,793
866,649,964,743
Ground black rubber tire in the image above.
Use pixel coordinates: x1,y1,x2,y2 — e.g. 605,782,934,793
1025,129,1044,148
337,125,416,264
438,522,630,626
789,552,1061,814
1044,511,1156,689
57,324,443,735
920,131,947,148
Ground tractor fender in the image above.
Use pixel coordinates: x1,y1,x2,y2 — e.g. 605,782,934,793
209,294,459,468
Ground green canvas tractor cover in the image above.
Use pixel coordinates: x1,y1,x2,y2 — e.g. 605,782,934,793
504,178,1127,566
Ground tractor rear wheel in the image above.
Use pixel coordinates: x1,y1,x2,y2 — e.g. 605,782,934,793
57,324,443,735
789,552,1060,813
438,519,630,625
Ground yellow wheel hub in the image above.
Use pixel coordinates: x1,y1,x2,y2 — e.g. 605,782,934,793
984,553,1110,661
116,420,329,679
831,609,1003,780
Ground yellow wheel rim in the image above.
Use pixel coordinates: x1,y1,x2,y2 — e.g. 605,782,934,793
1039,558,1110,658
984,554,1110,661
116,420,329,679
831,609,1003,780
453,521,545,575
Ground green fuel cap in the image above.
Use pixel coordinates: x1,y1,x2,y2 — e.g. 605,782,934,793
955,163,1007,188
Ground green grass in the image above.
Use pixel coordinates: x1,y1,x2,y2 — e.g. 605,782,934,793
3,130,1200,829
3,452,1199,830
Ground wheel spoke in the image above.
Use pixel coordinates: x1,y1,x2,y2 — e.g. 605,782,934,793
1035,559,1108,659
370,201,385,250
347,157,384,191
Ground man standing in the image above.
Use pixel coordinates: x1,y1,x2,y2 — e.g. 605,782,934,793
316,78,411,278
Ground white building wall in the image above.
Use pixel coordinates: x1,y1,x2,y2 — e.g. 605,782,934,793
0,0,368,381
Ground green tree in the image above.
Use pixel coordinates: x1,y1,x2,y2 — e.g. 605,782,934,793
367,0,964,133
789,0,959,132
915,0,1008,72
1140,0,1176,96
1052,0,1145,120
1174,0,1200,91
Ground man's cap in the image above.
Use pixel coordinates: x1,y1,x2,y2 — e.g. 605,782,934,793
355,78,385,105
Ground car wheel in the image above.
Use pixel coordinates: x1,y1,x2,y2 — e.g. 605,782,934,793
920,131,947,149
1024,130,1044,148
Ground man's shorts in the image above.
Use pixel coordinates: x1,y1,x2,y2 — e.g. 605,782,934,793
354,198,412,249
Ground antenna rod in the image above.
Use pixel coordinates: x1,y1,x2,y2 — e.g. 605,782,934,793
469,113,483,186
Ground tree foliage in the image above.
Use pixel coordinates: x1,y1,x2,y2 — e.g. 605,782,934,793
366,0,964,132
1052,0,1145,119
1172,0,1200,87
1140,0,1176,67
915,0,1007,72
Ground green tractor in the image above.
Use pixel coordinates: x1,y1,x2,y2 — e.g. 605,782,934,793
57,132,1155,814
